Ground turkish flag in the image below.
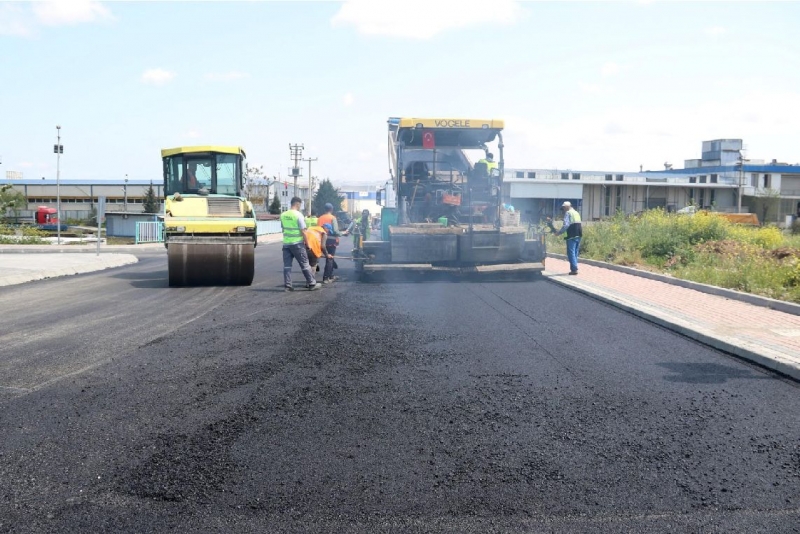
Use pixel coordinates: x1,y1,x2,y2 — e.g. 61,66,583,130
422,130,435,149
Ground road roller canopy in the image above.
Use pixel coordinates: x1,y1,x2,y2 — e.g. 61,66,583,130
390,118,504,149
162,146,246,196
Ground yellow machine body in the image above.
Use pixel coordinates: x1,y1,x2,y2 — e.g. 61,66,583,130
161,146,257,287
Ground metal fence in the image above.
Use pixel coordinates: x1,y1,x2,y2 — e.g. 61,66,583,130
135,220,282,244
257,220,282,235
135,221,164,244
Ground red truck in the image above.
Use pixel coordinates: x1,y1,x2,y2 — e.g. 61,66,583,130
34,206,68,231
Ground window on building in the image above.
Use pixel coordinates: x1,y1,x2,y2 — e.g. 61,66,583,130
689,176,697,184
616,174,623,181
561,172,569,180
604,186,611,217
710,174,718,183
710,189,716,205
688,188,695,203
762,174,771,189
616,185,623,212
699,175,707,184
572,173,581,180
751,173,758,187
527,172,536,179
699,189,706,208
516,171,524,178
605,174,612,181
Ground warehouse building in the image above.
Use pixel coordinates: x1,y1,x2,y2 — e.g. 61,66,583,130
504,139,800,225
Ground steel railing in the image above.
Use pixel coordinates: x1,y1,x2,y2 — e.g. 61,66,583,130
135,221,165,244
135,219,282,244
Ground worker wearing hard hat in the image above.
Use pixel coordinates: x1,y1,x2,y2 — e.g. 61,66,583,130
477,153,498,174
305,221,333,275
317,203,340,284
554,201,582,275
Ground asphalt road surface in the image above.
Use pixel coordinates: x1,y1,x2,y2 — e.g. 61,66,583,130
1,243,798,533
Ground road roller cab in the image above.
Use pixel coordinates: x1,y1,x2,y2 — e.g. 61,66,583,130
161,146,257,287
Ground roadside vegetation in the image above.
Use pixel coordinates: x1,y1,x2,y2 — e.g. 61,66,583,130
547,209,800,304
0,224,48,245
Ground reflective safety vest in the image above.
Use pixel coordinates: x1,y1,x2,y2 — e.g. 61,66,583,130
565,208,583,240
306,225,327,258
478,159,498,173
280,209,304,245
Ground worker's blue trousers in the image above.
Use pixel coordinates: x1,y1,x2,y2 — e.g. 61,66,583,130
566,237,581,273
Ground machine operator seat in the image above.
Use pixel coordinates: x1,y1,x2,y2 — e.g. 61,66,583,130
472,161,489,179
406,161,430,181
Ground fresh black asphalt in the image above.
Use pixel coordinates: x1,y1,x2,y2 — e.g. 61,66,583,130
0,243,798,533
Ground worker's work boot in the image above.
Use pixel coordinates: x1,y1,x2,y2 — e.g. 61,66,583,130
308,283,321,291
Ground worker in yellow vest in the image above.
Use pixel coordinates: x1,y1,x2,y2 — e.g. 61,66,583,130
554,201,582,275
477,152,498,174
280,196,320,291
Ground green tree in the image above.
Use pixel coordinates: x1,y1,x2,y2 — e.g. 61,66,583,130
754,188,781,225
312,178,343,216
142,183,160,214
0,184,27,222
243,163,268,207
268,192,282,214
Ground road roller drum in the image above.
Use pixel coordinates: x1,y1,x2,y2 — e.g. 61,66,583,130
167,238,255,287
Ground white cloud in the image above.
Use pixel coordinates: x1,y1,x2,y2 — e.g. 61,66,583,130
204,71,250,82
705,26,726,37
601,62,622,77
141,68,176,86
0,1,113,36
33,1,114,26
187,130,201,139
331,0,523,39
343,92,355,106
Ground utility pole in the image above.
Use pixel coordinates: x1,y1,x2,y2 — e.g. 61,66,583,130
54,125,63,245
737,150,746,213
302,156,318,216
289,143,304,198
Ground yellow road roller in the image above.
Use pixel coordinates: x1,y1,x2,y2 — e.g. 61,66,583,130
161,146,257,286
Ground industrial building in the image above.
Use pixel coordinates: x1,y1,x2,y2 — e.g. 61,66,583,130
4,139,798,226
504,139,800,225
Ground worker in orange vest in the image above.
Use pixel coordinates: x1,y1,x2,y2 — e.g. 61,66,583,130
317,203,341,283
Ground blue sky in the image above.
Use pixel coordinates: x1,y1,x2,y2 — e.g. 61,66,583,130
1,0,799,185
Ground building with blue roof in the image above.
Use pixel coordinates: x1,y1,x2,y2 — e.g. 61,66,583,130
505,139,800,225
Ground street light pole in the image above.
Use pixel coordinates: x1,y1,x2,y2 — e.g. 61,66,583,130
55,125,62,245
123,174,128,212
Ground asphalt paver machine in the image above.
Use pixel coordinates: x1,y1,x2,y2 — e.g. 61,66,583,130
161,146,257,286
354,118,546,278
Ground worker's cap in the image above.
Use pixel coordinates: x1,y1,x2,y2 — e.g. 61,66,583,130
562,201,572,208
322,223,333,234
324,203,333,211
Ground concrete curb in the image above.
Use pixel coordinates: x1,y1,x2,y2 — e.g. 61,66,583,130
544,272,800,382
548,253,800,317
0,254,139,287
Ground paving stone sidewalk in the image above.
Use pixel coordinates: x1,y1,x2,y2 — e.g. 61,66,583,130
544,257,800,381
